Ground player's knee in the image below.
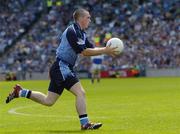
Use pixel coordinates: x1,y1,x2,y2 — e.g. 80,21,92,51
78,89,86,98
74,89,85,98
44,100,55,107
45,102,54,107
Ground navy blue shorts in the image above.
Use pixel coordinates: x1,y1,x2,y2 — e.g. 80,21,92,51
48,59,79,95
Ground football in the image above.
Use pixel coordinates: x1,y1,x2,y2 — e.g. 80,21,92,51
106,37,124,55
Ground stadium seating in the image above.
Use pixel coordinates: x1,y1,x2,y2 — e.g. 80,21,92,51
0,0,179,78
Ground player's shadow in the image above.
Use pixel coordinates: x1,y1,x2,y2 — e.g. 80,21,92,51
45,130,85,133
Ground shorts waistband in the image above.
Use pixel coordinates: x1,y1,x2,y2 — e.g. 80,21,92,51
56,57,73,68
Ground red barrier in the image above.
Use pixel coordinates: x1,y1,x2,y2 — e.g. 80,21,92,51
101,69,140,78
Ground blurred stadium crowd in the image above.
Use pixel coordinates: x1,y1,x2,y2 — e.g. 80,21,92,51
0,0,179,80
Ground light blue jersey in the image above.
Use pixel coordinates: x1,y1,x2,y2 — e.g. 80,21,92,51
56,23,94,67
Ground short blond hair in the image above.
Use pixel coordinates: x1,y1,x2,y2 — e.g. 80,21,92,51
73,8,88,21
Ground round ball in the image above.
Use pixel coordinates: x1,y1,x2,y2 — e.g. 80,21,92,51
106,38,124,55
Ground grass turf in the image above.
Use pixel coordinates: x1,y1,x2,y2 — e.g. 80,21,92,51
0,77,180,134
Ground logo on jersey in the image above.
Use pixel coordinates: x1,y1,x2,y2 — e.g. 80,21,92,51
77,38,85,45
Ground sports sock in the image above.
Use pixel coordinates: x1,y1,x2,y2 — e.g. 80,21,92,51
79,114,89,126
19,89,31,98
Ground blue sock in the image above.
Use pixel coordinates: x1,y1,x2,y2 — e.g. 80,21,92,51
19,89,31,98
79,114,89,126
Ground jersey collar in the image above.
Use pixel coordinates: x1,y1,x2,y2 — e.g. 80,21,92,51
73,22,85,33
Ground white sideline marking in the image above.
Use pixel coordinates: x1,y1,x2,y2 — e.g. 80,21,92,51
8,105,108,119
8,105,76,118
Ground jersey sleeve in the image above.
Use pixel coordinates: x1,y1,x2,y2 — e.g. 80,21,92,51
85,38,95,48
66,27,87,54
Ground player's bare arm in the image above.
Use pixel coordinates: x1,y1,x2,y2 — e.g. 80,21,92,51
81,46,118,57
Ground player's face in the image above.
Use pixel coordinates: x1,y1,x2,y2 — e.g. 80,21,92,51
81,11,91,29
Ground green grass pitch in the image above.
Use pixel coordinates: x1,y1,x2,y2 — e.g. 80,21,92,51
0,77,180,134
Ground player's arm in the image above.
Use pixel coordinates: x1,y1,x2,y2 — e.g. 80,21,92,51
81,39,117,57
66,27,117,56
66,27,87,53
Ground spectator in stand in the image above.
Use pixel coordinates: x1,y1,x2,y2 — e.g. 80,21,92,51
0,0,179,74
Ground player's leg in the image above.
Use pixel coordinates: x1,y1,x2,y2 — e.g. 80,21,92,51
90,64,95,84
69,82,86,115
6,84,59,106
29,91,59,106
6,60,62,105
69,82,102,130
30,58,63,106
97,69,100,83
97,65,101,83
91,72,95,84
94,70,99,83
